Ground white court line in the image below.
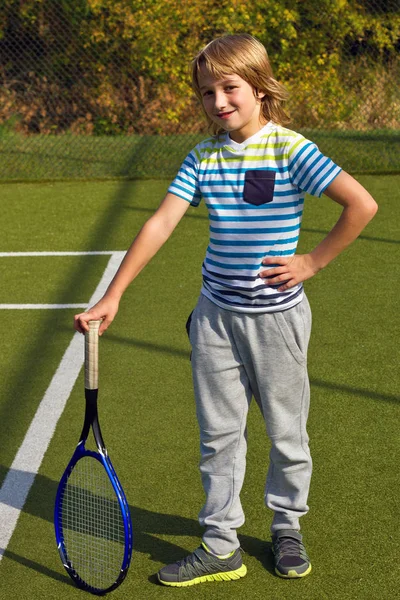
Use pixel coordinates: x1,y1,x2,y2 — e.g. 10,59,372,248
0,251,124,560
0,304,88,310
0,251,116,257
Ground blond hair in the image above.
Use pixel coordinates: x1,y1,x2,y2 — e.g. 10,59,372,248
191,33,290,135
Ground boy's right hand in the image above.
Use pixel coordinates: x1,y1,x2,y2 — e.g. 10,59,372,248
74,297,119,336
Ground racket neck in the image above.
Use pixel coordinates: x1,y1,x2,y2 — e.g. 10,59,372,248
82,389,107,454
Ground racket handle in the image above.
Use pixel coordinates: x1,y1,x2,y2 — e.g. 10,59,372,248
85,320,101,390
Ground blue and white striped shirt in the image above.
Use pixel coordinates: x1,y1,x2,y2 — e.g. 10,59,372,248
169,122,341,313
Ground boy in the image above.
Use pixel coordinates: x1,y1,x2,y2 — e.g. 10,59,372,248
75,34,377,586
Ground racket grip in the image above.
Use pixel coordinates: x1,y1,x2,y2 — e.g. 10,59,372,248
85,320,101,390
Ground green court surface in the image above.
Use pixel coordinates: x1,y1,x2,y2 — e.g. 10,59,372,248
0,176,399,600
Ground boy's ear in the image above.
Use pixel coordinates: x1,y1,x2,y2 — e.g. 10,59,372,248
254,88,267,100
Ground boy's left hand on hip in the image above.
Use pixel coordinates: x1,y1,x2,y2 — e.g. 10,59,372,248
260,254,319,292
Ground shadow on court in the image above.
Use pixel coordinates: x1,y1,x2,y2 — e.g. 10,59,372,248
0,139,157,472
124,205,400,245
301,226,400,245
0,548,74,588
82,329,400,407
0,465,274,585
2,146,398,469
123,203,209,221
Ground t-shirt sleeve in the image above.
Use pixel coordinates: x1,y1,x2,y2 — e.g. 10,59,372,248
168,149,202,206
287,135,342,197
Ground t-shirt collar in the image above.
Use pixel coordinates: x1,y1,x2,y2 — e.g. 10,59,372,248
222,121,274,151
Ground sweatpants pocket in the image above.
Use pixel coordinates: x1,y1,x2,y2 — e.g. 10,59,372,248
273,303,309,365
186,306,198,360
185,310,194,339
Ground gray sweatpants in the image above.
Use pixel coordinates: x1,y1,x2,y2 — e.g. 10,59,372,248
188,293,312,556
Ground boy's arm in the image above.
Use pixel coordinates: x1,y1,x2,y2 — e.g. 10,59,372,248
74,192,191,334
260,170,378,291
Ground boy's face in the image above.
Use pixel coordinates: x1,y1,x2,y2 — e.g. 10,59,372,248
198,67,265,143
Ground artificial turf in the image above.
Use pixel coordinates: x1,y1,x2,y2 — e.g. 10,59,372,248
0,176,398,599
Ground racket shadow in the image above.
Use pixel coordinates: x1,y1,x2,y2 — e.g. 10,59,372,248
1,467,274,586
1,548,75,588
1,467,207,579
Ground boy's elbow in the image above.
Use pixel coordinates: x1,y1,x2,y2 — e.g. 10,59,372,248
366,196,378,221
357,189,378,224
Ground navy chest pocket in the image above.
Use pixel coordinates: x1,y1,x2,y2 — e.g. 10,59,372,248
243,170,276,206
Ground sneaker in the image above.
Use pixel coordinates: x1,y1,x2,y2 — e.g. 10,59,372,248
272,529,312,578
157,543,247,587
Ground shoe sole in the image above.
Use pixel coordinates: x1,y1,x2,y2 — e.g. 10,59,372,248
158,564,247,587
275,563,312,579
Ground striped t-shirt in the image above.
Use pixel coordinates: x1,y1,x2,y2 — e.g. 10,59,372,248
169,122,341,313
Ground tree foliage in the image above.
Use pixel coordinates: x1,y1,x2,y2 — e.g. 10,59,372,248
0,0,399,134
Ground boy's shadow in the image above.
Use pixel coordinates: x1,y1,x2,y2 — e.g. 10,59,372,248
1,467,275,585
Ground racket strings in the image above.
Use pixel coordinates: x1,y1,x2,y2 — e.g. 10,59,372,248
60,456,126,590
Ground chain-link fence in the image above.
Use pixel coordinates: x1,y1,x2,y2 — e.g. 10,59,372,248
1,0,399,182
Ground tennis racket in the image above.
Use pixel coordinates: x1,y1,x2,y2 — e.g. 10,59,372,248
54,320,133,595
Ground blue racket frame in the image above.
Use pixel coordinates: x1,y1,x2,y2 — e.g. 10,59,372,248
54,389,133,595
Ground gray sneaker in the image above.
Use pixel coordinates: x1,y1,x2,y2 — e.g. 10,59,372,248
272,529,312,578
157,543,247,587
